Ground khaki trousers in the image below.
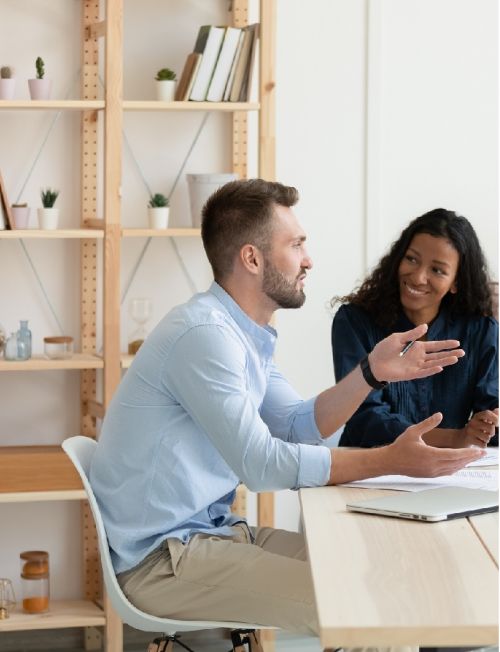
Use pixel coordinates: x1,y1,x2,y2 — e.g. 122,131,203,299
118,524,417,652
118,524,317,634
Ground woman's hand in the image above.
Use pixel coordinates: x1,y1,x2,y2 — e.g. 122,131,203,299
368,323,465,383
457,408,499,447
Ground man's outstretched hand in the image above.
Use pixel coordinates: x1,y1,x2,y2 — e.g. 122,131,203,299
369,323,465,383
386,413,485,477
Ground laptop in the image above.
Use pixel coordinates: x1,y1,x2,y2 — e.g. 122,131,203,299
346,486,499,522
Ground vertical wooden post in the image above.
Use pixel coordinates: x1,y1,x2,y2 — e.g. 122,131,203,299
232,0,248,179
102,1,123,651
80,2,101,650
258,0,276,182
257,0,277,531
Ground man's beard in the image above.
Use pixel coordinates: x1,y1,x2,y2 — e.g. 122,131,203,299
262,257,306,309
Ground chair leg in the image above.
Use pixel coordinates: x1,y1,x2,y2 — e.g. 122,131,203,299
146,636,176,652
148,634,205,652
230,629,264,652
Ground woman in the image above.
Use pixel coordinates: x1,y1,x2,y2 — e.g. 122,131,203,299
331,208,498,448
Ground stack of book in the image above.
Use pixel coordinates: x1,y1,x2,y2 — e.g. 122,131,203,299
175,23,259,102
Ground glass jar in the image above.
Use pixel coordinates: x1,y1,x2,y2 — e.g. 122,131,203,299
20,551,49,614
43,336,74,359
17,320,32,360
4,332,18,360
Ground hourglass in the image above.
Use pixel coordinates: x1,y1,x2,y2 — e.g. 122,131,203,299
128,298,152,355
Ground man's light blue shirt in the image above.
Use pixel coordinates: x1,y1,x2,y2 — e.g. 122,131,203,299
90,282,331,573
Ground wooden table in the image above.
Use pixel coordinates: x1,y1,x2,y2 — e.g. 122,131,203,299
300,483,498,650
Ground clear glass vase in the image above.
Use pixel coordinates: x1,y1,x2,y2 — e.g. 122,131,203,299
17,320,32,360
4,332,18,360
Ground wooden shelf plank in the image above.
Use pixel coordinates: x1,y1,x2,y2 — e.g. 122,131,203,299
0,229,104,239
122,227,200,237
123,100,259,112
0,489,86,503
0,446,83,493
0,600,105,632
0,100,104,111
0,353,103,371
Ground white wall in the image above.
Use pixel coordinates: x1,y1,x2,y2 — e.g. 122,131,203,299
0,0,497,598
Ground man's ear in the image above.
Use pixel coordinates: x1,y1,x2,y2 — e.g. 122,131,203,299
240,244,262,275
450,281,457,294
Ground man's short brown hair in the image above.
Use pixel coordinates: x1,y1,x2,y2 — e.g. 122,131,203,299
201,178,299,281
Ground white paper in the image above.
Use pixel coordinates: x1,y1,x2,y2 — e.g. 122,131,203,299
342,468,498,492
465,447,498,467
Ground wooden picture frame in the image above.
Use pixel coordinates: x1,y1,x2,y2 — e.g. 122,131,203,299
0,169,13,229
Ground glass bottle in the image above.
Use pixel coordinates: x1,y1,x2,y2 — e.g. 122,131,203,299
20,551,49,614
4,332,18,360
17,320,32,360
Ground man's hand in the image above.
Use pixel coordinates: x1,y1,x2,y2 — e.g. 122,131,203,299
369,323,465,383
456,408,499,448
386,413,485,477
328,413,484,485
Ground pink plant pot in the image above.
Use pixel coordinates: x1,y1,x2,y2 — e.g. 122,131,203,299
11,206,31,229
28,79,52,100
0,78,15,100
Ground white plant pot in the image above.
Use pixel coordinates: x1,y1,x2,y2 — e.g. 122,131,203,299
38,207,59,230
186,173,239,227
28,78,52,100
155,80,176,102
148,207,169,229
0,78,15,100
11,206,31,229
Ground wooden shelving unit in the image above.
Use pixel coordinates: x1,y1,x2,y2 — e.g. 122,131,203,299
121,227,199,238
0,229,104,239
0,601,106,632
0,1,275,650
123,100,259,111
0,354,103,371
0,100,105,111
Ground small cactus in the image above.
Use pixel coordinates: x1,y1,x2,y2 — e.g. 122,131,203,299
40,188,59,208
1,66,13,79
155,68,176,82
35,57,45,80
148,193,169,208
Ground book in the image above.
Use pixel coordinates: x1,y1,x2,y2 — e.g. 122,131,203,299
206,26,242,102
223,30,245,101
175,52,203,101
0,169,13,229
189,25,225,101
238,23,259,102
229,23,259,102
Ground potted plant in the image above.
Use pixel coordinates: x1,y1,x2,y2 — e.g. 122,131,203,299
11,202,31,229
28,57,52,100
155,68,176,101
0,66,15,100
38,188,59,229
148,193,169,228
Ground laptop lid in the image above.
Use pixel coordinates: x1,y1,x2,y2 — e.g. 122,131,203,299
346,486,499,522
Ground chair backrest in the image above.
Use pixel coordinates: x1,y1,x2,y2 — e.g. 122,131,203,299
62,436,267,634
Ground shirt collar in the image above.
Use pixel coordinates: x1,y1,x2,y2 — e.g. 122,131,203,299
209,281,277,358
396,305,449,337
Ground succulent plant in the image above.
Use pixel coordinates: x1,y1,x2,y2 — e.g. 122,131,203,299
35,57,45,80
155,68,176,82
1,66,13,79
40,188,59,208
148,193,169,208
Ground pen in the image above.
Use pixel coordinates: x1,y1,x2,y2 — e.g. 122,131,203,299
399,340,415,357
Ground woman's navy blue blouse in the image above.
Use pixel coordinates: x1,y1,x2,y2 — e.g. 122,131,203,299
332,304,498,447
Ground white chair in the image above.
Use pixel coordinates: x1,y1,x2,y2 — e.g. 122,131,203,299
62,436,274,652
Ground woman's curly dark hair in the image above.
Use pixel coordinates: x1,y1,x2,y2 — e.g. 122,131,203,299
332,209,493,328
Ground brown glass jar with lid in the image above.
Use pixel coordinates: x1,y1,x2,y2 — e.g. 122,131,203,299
20,551,49,613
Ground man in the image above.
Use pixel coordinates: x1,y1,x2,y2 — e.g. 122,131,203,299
90,179,483,635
